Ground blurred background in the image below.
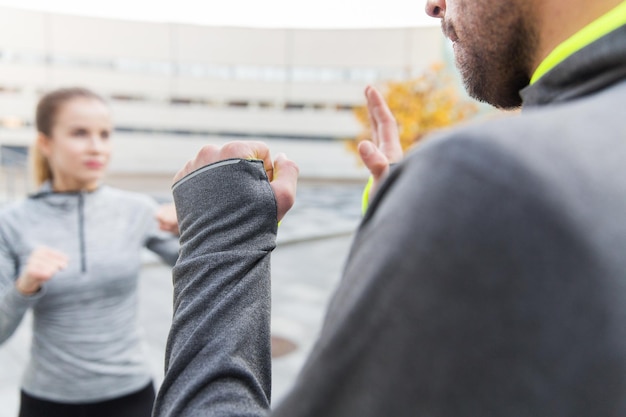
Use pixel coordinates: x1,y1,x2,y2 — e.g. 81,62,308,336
0,2,483,415
0,5,451,200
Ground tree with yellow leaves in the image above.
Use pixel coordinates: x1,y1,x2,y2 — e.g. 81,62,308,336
349,64,478,155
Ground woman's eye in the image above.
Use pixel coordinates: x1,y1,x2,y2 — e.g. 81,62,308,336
101,131,110,140
72,129,88,137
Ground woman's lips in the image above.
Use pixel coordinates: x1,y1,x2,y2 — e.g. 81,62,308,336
84,160,104,169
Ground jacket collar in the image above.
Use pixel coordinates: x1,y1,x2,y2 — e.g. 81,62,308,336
29,181,104,205
520,25,626,107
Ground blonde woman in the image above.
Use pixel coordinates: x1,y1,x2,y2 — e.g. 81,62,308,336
0,87,179,417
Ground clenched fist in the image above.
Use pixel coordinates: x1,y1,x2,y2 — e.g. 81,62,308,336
16,247,69,295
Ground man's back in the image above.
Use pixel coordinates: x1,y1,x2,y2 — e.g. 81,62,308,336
273,32,626,417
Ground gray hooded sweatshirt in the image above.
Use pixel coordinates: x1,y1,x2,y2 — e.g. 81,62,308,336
0,183,178,402
154,24,626,417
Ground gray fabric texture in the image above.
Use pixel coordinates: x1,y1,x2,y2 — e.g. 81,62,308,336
156,159,275,417
154,25,626,417
0,184,179,402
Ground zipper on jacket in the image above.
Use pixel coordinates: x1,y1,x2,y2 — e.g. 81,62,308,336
78,192,87,273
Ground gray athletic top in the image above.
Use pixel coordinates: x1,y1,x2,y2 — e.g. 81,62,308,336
0,183,179,402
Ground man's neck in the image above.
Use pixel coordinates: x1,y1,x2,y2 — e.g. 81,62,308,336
532,0,625,74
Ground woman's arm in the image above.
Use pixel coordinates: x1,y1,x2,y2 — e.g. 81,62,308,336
0,231,58,344
144,201,180,267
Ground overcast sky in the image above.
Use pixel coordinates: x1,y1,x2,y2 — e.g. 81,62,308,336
0,0,438,28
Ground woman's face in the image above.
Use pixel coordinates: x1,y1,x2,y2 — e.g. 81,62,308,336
39,97,113,192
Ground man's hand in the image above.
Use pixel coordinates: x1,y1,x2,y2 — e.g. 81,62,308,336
15,247,68,295
358,85,403,206
174,141,299,222
156,203,179,235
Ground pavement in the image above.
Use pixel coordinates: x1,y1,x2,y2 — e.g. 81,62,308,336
0,182,364,415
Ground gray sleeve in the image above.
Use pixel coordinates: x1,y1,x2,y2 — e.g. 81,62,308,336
146,230,179,267
0,227,43,345
153,159,277,417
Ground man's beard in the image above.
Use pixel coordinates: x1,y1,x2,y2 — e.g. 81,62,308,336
446,16,536,109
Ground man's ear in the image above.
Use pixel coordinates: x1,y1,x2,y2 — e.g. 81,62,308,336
36,132,52,157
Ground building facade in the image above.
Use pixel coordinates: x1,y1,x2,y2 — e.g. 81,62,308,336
0,6,446,199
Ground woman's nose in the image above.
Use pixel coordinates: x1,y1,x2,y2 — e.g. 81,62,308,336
88,135,105,151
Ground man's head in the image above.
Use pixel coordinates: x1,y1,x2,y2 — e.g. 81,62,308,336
425,0,538,109
425,0,626,109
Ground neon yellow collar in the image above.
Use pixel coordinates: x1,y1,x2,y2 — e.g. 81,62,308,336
530,1,626,84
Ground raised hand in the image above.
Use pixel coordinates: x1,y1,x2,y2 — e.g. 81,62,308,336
358,85,404,206
15,247,69,295
174,141,299,222
156,203,179,235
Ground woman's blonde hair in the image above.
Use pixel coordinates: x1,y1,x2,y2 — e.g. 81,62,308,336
31,87,107,186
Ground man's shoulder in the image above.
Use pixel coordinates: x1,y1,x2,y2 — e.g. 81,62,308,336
376,95,626,239
400,114,540,187
404,88,625,181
